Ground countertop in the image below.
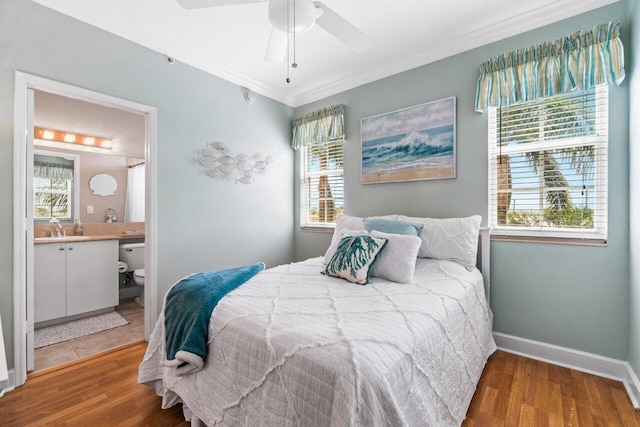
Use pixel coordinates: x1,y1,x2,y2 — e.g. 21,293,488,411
34,232,145,245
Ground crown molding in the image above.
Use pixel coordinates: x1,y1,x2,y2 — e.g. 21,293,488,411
32,0,297,106
293,0,620,106
33,0,619,108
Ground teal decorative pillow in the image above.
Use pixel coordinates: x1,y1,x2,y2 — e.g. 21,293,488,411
323,229,370,265
364,217,424,236
323,235,388,285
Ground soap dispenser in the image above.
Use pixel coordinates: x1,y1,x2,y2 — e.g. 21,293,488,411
74,219,83,236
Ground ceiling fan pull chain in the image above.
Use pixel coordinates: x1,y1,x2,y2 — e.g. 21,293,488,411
292,0,297,69
286,0,291,83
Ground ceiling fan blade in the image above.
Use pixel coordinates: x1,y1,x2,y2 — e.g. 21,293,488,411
177,0,266,9
312,1,371,54
265,28,287,63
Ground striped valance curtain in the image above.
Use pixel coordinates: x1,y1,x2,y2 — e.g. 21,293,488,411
292,104,345,150
475,22,625,112
34,160,73,180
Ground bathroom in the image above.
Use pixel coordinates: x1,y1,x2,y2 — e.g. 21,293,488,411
31,90,147,371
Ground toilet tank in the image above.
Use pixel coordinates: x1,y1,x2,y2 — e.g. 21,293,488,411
119,242,145,271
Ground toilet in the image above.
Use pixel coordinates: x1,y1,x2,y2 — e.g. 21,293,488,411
119,242,145,306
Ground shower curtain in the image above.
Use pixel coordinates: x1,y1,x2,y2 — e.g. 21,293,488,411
125,163,145,222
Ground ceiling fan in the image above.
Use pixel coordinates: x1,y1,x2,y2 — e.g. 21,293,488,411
177,0,371,63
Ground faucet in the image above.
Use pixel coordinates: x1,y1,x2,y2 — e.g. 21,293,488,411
49,218,65,238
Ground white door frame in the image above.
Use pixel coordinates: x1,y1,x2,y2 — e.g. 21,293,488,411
12,71,158,388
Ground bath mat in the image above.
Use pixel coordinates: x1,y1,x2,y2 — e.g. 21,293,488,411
34,311,129,349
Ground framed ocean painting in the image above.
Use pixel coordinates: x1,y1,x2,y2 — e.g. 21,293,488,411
361,97,456,184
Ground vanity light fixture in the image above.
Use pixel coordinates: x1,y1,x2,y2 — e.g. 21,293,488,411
34,127,113,150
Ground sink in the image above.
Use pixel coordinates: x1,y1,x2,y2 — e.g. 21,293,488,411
34,236,92,243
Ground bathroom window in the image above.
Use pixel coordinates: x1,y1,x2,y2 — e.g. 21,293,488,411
34,177,72,220
33,151,80,222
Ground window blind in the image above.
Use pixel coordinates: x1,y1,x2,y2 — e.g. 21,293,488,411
488,85,608,240
300,139,344,228
34,177,72,220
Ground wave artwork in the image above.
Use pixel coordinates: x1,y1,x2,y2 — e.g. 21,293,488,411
361,97,456,184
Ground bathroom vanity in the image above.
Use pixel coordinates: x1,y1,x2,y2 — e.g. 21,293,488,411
34,239,119,324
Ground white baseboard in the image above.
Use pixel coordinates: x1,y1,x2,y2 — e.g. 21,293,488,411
625,361,640,410
494,332,640,410
0,369,16,398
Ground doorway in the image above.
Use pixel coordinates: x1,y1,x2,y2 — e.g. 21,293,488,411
12,72,158,388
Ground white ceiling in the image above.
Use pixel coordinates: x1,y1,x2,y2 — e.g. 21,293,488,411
33,0,618,107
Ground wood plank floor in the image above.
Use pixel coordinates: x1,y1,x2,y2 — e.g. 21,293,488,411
0,341,188,427
0,343,638,426
464,350,640,426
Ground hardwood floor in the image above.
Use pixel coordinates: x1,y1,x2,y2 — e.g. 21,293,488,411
464,350,640,426
0,343,638,426
0,341,187,427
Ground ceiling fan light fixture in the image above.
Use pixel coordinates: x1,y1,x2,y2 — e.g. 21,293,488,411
177,0,371,74
268,0,316,33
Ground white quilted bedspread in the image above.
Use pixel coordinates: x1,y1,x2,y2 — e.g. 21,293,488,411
139,257,496,426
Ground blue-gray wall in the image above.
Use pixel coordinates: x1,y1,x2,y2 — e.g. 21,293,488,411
0,0,294,370
629,0,640,376
294,2,631,360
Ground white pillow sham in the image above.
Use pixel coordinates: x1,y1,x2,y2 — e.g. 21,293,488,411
369,230,421,283
397,215,481,269
324,215,398,264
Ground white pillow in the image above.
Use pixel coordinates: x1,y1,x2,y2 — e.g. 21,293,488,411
325,215,398,264
397,215,481,269
333,214,399,235
323,229,370,264
369,230,421,283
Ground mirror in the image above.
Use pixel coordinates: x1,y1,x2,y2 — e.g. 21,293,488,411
33,89,145,224
33,146,143,223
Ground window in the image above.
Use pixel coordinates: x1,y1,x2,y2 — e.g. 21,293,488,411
300,138,344,229
33,151,79,222
34,176,72,220
488,86,608,241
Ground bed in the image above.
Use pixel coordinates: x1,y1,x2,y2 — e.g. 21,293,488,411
139,215,496,426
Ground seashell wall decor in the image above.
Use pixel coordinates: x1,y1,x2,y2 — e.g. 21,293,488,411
197,141,275,184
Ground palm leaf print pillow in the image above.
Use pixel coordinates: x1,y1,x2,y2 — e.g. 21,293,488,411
323,235,388,284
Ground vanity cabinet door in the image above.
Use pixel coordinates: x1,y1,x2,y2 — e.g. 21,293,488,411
34,243,67,323
66,240,119,317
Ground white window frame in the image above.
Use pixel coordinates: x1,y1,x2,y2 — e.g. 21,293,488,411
299,139,344,230
33,149,80,223
488,85,608,241
33,177,73,220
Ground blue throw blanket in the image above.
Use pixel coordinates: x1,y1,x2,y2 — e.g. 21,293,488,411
163,262,265,376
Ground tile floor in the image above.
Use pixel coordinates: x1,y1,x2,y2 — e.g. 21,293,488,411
33,298,145,372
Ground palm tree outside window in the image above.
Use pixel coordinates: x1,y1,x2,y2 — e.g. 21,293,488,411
476,23,623,242
488,86,608,240
33,153,75,222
